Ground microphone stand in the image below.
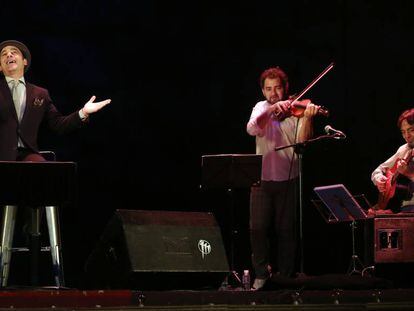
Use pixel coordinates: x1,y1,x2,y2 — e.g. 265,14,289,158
275,133,342,275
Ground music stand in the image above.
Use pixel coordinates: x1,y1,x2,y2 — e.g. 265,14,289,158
0,161,77,287
201,154,262,287
313,184,369,275
201,154,262,189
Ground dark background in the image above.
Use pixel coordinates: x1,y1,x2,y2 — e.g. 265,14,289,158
2,1,414,288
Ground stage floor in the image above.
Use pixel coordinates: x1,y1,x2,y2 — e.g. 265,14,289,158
1,288,414,310
1,274,414,311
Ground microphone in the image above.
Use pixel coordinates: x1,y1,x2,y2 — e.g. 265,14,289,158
324,125,346,139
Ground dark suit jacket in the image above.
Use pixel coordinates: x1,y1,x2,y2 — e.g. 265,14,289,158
0,77,84,160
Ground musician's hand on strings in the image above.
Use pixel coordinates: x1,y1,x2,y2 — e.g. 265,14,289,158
303,102,319,118
270,100,290,120
376,175,388,193
271,100,290,113
397,158,409,175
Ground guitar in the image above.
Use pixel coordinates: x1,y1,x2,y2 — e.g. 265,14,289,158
376,148,414,210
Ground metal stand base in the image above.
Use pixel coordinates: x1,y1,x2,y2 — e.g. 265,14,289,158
220,270,242,290
347,255,365,275
347,221,365,276
219,189,243,290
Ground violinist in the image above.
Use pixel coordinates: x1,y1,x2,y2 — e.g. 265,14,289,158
246,66,319,290
371,108,414,213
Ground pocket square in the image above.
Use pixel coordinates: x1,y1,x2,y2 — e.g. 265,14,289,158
33,98,44,107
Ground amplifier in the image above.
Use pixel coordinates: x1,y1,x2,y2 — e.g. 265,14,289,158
369,215,414,263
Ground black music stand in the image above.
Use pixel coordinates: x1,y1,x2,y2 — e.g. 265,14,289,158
201,154,262,189
313,184,369,275
201,154,262,287
0,161,77,287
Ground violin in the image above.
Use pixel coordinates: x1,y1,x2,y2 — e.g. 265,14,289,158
273,98,329,121
273,62,334,121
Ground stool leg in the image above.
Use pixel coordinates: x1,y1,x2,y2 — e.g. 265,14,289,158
29,207,41,286
0,205,17,287
45,206,65,287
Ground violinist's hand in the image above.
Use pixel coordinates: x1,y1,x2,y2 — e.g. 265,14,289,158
376,175,388,193
270,100,290,119
303,102,319,118
271,100,290,114
81,95,112,117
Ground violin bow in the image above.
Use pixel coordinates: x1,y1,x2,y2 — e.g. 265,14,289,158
289,62,335,106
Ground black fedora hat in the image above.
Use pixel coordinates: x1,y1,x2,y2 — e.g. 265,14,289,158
0,40,31,72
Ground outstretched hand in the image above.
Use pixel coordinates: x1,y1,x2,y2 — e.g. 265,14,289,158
82,95,111,116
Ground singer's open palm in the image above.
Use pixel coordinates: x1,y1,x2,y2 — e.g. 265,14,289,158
82,95,111,115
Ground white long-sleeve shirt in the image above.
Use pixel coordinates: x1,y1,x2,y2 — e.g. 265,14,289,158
247,100,303,181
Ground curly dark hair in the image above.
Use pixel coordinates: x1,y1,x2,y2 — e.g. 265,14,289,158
259,67,289,95
397,108,414,128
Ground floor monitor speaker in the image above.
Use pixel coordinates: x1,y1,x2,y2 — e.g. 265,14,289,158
85,209,229,290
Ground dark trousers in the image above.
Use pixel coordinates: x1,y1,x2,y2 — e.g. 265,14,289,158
250,179,297,279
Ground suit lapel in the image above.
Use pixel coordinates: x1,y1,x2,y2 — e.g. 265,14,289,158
0,78,19,121
21,83,35,124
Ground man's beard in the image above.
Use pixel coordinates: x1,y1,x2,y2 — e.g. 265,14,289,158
269,96,281,104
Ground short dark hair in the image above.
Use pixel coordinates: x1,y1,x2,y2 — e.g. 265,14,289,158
397,108,414,128
259,67,289,94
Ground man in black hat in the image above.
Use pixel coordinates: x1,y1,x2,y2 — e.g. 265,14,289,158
0,39,111,161
0,39,111,287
